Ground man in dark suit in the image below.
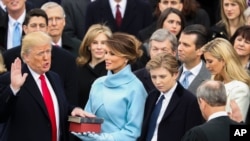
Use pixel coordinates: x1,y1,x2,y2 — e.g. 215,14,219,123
0,0,34,50
41,2,80,57
177,24,211,95
134,28,178,93
84,0,153,37
3,8,78,105
138,53,204,141
0,31,94,141
182,80,240,141
61,0,91,42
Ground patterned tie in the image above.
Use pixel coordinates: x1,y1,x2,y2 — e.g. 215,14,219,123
12,22,21,47
181,71,192,89
115,4,122,27
40,74,57,141
146,95,165,141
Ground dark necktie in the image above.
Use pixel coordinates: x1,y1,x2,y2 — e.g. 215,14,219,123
40,74,57,141
115,4,122,27
146,95,165,141
181,71,192,89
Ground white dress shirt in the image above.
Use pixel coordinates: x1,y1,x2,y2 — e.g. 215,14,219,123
29,67,60,141
151,82,177,141
180,61,203,87
109,0,127,18
7,11,26,49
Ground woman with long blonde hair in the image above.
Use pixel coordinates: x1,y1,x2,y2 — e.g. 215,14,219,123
211,0,247,40
76,24,112,107
202,37,250,121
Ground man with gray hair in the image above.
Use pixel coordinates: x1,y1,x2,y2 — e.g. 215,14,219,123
41,2,80,57
134,28,178,93
182,80,240,141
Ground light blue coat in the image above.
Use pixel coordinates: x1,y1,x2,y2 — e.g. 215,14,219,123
85,65,147,141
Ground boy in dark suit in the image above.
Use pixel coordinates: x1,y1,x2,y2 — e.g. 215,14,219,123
138,53,203,141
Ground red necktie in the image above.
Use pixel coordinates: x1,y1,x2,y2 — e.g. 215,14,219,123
40,74,57,141
115,4,122,27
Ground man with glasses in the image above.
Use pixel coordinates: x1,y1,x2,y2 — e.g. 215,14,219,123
41,2,80,57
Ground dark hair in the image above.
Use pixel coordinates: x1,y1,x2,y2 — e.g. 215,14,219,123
181,0,199,17
104,32,142,64
23,8,48,26
157,7,185,37
230,25,250,45
181,24,208,49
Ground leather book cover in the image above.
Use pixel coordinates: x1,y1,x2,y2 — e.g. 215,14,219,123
69,122,101,133
68,116,104,124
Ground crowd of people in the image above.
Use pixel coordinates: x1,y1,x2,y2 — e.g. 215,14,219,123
0,0,250,141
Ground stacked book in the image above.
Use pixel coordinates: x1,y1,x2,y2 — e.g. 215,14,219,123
68,116,104,133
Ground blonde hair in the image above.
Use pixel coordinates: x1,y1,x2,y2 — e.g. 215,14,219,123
21,31,52,61
219,0,247,38
202,38,250,86
0,52,7,74
146,53,179,75
76,24,112,66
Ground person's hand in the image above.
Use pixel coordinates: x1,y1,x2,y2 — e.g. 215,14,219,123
71,107,96,118
10,58,28,91
71,132,114,141
71,132,95,141
228,100,243,122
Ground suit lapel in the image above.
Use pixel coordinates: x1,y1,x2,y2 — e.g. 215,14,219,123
101,0,116,27
22,65,48,117
161,83,183,121
121,0,136,29
144,91,160,123
188,61,209,92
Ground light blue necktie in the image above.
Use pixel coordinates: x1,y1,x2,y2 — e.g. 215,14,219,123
181,71,192,89
146,95,165,141
12,22,21,47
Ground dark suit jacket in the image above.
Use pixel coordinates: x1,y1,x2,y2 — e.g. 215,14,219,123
181,116,239,141
134,67,155,94
0,2,34,51
0,65,74,141
77,61,107,107
137,21,156,42
0,6,6,20
62,0,91,40
84,0,153,36
3,46,78,105
178,61,211,95
61,34,81,57
138,82,204,141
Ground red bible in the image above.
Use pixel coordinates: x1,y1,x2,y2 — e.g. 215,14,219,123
68,116,104,133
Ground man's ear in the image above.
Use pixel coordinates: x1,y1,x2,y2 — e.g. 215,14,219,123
23,25,28,34
178,3,183,11
198,97,207,109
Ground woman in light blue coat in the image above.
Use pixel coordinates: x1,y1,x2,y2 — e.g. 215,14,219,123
72,32,148,141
